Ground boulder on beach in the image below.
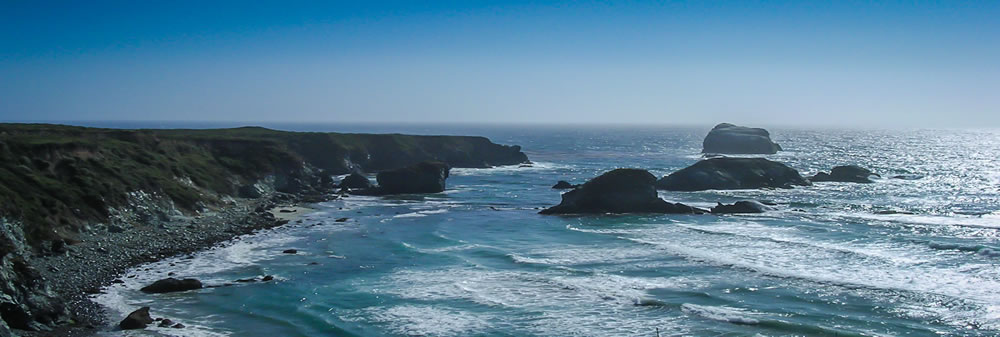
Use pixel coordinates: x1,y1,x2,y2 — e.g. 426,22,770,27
656,158,810,191
140,278,203,294
811,165,880,183
339,172,372,189
119,307,154,330
540,168,705,215
702,123,782,154
552,181,578,189
710,200,772,214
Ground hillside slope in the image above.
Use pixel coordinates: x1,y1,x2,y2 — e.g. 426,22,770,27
0,123,529,334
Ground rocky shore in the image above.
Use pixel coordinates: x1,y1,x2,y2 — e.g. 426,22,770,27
0,123,530,336
22,193,323,336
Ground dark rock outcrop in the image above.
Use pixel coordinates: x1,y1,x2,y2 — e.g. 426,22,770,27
339,172,372,189
702,123,782,154
0,220,68,333
811,165,879,183
354,161,450,195
139,278,203,294
378,161,450,194
552,181,578,189
710,200,772,214
119,307,153,330
657,158,810,191
540,169,705,215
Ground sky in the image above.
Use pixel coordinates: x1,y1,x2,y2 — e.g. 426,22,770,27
1,1,998,128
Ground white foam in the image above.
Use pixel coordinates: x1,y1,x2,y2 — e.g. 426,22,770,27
610,222,1000,330
833,211,1000,229
393,208,450,218
680,303,761,325
351,266,687,336
340,305,491,337
449,161,575,176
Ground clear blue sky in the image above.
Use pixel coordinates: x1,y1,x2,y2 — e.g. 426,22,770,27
1,1,997,127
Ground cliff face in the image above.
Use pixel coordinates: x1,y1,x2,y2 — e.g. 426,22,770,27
0,124,527,244
0,123,529,333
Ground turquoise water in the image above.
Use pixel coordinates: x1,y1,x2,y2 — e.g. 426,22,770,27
95,125,1000,336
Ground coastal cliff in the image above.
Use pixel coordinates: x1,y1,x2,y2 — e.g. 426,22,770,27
0,123,529,334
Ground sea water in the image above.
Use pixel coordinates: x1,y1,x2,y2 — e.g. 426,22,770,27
91,124,1000,336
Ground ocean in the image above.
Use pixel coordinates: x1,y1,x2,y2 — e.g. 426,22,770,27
88,123,1000,336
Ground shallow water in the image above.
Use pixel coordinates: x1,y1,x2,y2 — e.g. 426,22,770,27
92,125,1000,336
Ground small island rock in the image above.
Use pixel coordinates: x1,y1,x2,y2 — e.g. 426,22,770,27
552,181,578,189
353,161,451,195
812,165,879,183
710,200,772,214
540,168,704,215
657,158,810,191
702,123,782,154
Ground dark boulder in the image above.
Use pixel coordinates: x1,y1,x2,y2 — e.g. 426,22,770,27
710,201,772,214
702,123,782,154
139,278,203,294
119,307,154,330
339,172,372,189
657,158,810,191
354,161,450,195
540,169,705,215
552,181,578,189
811,165,879,183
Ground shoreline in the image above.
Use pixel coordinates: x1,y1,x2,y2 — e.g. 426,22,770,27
24,194,326,336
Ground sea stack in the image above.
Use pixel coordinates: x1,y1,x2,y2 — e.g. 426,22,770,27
811,165,879,183
540,168,704,215
657,158,810,191
702,123,782,154
352,161,451,195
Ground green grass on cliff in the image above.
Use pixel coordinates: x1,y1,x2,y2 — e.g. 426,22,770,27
0,123,526,248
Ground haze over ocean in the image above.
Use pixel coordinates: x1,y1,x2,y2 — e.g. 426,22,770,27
2,1,999,127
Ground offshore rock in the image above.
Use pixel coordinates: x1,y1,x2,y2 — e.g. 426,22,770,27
812,165,879,183
355,161,450,195
552,181,578,189
702,123,782,154
119,307,153,330
139,278,203,294
657,158,810,191
540,169,705,215
710,200,772,214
